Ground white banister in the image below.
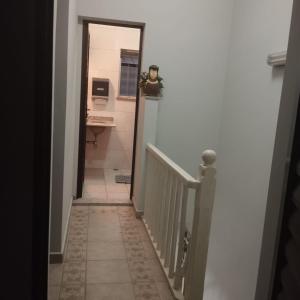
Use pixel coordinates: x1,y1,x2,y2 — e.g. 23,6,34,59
142,144,217,300
146,144,200,188
184,150,217,300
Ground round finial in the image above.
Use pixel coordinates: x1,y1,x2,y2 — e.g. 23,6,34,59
202,150,216,166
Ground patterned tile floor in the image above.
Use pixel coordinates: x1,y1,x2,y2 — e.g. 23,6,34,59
48,206,175,300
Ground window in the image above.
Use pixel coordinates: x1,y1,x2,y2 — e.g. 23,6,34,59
119,49,139,98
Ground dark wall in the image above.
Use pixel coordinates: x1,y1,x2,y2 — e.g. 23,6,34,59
255,1,300,299
51,0,69,253
1,0,53,299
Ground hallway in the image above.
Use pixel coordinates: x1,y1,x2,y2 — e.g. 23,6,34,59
48,206,174,300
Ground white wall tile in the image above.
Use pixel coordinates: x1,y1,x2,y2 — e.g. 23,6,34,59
86,25,139,169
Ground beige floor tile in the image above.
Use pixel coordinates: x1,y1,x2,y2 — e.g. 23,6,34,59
88,208,120,225
89,206,118,215
86,283,135,300
70,209,89,217
146,258,166,283
85,177,105,185
48,285,60,300
86,260,131,283
69,217,89,228
107,192,130,201
104,169,119,184
128,259,154,283
85,168,105,179
74,197,108,204
155,282,175,300
84,184,107,199
88,216,120,228
52,202,170,299
59,284,85,300
68,232,88,243
68,226,88,237
142,240,157,258
117,207,135,216
106,184,128,193
87,241,126,260
71,205,89,213
85,193,108,200
122,229,142,242
65,241,87,262
138,227,151,242
48,263,63,286
62,262,86,285
88,227,123,242
133,282,161,300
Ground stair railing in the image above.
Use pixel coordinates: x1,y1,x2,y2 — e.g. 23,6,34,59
143,143,216,300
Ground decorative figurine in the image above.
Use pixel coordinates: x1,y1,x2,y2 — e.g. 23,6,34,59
139,65,163,97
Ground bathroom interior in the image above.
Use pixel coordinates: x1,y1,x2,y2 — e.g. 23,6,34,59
79,23,141,204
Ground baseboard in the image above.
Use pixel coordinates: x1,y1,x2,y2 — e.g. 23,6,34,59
49,252,64,264
61,197,73,257
50,197,72,265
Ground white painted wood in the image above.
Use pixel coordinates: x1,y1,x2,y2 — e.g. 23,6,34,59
165,175,177,268
174,185,188,290
161,171,173,259
143,151,151,225
146,154,155,233
157,167,168,251
185,150,217,300
146,144,199,188
267,50,287,66
169,182,182,278
153,160,161,243
143,144,216,300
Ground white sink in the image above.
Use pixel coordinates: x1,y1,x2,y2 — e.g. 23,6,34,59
86,115,116,127
86,115,116,144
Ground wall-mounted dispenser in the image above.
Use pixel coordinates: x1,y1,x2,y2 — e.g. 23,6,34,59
92,78,109,101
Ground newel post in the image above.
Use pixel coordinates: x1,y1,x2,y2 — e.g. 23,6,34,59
185,150,216,300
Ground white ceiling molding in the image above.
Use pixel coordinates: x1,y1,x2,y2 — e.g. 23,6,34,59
267,51,287,67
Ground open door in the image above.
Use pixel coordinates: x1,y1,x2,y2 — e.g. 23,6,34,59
76,21,90,198
76,20,144,201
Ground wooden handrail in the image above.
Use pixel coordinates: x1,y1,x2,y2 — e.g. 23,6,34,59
146,143,200,188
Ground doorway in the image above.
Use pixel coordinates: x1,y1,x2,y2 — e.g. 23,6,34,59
76,20,144,204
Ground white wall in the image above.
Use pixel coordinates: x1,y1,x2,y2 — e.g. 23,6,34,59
50,0,69,253
50,0,80,254
77,0,235,204
85,24,139,170
57,0,293,299
62,0,79,250
205,1,293,300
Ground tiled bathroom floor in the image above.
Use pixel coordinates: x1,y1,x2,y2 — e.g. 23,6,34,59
75,168,132,205
48,206,174,300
